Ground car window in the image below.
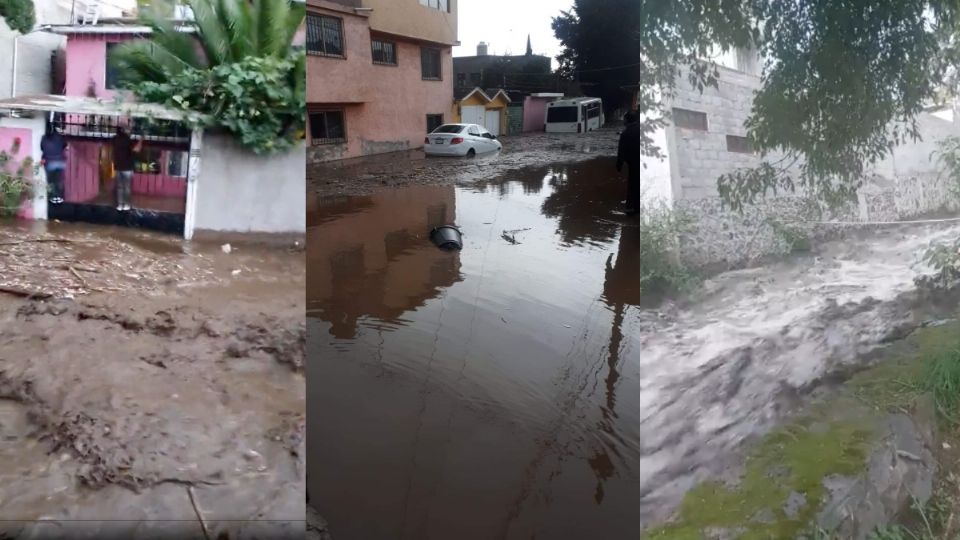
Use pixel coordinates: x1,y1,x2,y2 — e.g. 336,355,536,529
468,126,481,136
433,124,466,134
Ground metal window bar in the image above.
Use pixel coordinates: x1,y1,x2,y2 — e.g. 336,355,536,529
307,14,343,56
306,13,323,54
372,39,396,65
50,113,192,144
310,111,346,145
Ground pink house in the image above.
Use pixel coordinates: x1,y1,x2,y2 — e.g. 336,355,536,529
49,24,193,211
522,93,563,133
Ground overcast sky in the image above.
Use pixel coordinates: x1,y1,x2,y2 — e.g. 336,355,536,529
453,0,575,69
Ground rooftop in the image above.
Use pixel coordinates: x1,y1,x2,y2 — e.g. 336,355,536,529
0,95,207,123
43,20,196,34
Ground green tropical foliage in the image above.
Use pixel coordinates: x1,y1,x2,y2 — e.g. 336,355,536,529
0,0,35,34
0,139,36,217
111,0,305,154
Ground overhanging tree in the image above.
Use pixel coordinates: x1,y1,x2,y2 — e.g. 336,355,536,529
554,0,960,210
0,0,35,34
111,0,306,154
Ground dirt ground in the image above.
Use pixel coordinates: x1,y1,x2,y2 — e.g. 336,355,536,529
0,221,304,539
308,129,620,198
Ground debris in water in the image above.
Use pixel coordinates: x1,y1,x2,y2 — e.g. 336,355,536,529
221,243,232,254
430,226,463,251
232,269,242,276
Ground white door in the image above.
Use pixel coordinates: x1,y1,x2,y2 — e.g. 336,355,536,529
485,110,500,136
462,105,485,126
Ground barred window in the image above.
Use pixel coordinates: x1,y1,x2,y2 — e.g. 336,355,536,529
421,47,441,80
307,13,344,57
372,38,397,65
309,110,346,145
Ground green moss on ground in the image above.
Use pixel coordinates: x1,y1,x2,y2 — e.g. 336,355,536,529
646,413,874,539
647,320,960,540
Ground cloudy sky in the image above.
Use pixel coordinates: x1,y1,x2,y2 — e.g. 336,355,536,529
453,0,575,69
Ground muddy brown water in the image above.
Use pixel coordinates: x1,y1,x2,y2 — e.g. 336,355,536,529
0,219,305,539
308,157,645,539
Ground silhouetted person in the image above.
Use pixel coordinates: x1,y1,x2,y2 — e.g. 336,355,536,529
112,126,142,211
40,124,68,204
616,111,642,214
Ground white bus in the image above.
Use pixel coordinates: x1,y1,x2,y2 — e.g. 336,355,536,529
545,97,604,133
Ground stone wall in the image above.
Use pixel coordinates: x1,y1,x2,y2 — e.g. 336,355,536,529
664,65,960,267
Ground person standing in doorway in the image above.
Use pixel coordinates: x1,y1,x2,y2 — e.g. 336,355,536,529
616,111,642,214
40,124,68,205
112,126,142,211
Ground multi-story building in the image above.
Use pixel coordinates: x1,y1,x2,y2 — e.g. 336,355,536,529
453,40,553,99
306,0,458,163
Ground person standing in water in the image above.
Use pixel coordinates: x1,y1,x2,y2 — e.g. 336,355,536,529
40,124,68,205
112,126,142,211
615,111,642,214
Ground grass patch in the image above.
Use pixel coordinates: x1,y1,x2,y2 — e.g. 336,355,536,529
851,321,960,426
648,321,960,540
645,412,874,539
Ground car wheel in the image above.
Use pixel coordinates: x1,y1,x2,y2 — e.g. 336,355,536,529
466,148,476,158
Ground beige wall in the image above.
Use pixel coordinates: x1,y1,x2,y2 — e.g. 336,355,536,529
364,0,458,46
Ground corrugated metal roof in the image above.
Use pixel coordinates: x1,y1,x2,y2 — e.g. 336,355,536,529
0,94,207,123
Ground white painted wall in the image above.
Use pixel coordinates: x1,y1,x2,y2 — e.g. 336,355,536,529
192,134,305,234
0,19,65,99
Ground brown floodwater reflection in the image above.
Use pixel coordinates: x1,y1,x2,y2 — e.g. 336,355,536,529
308,157,644,539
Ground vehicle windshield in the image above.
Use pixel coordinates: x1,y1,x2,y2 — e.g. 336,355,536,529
547,106,578,123
432,124,466,134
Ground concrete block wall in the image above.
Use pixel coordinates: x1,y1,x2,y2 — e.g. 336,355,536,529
663,64,960,267
193,134,306,235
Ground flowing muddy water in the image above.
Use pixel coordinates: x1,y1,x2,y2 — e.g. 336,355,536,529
309,157,645,539
0,220,305,539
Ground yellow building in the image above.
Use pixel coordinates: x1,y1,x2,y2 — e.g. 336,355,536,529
452,87,511,137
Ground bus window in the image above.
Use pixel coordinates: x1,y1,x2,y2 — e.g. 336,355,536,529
547,106,578,123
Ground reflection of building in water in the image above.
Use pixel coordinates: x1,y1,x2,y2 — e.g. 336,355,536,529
589,224,642,504
541,162,624,246
307,185,462,339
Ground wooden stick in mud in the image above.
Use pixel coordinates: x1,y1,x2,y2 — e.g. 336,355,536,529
0,238,78,246
0,286,52,299
187,486,212,540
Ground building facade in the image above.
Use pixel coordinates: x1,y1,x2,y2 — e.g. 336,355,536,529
307,0,458,163
453,41,553,100
641,49,960,267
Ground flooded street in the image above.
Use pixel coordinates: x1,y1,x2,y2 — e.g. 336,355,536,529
309,157,645,539
0,220,305,539
309,146,960,536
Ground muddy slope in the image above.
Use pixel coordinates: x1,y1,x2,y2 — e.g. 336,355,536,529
0,222,305,539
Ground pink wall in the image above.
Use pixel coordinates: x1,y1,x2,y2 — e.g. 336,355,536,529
63,33,189,204
523,96,554,133
307,8,454,162
65,35,138,99
65,140,100,203
64,140,189,203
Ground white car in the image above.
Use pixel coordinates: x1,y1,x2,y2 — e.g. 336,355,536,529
424,123,502,157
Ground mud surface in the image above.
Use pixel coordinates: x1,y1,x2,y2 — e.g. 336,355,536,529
309,129,619,198
0,220,305,539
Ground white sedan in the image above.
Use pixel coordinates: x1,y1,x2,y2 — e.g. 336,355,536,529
424,123,502,157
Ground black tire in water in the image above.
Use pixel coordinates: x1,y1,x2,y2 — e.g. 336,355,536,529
466,148,476,158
